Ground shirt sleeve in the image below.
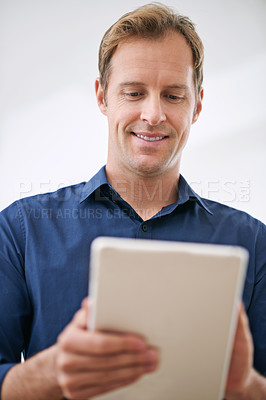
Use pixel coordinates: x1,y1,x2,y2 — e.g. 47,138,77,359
247,221,266,377
0,202,32,390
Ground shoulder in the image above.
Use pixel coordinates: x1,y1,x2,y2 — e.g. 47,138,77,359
20,181,87,207
0,181,87,230
1,182,86,213
201,197,265,232
198,199,265,305
193,196,266,261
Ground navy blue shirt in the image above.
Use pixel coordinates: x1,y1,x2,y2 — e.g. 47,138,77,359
0,166,265,389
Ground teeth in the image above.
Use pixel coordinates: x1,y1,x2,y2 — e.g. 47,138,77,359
135,134,165,141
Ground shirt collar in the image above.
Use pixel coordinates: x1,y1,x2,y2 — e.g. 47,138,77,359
80,166,213,215
80,166,108,203
177,175,213,215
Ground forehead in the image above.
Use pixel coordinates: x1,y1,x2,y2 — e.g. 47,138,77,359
108,32,194,87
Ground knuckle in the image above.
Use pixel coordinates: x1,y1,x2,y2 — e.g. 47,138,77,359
57,354,72,373
100,369,113,382
94,335,110,353
57,372,70,393
99,355,113,368
57,330,72,351
58,375,79,399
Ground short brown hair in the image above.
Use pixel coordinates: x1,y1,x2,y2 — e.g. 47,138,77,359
98,2,204,96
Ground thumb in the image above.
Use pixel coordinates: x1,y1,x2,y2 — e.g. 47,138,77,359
72,297,91,329
81,296,93,329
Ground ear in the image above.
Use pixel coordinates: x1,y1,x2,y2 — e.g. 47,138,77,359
192,87,204,124
95,78,107,116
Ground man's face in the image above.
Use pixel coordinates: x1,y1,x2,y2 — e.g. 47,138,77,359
96,31,203,178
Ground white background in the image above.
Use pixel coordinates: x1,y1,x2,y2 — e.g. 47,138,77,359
1,0,265,222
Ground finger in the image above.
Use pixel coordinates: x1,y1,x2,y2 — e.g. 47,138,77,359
67,363,156,386
58,347,158,373
72,306,89,330
63,375,142,400
65,305,148,355
60,363,157,399
81,296,90,310
58,325,148,357
86,376,142,397
239,303,251,335
86,331,148,355
234,303,253,346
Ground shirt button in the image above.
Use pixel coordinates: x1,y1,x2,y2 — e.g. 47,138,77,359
142,224,148,232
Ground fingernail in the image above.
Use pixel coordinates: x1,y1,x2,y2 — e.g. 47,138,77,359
147,349,157,361
146,363,157,372
134,338,146,351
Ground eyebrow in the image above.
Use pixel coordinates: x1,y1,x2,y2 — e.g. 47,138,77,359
166,84,190,90
119,81,145,88
119,81,190,90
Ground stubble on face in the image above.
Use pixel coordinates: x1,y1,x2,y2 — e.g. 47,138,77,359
103,32,200,180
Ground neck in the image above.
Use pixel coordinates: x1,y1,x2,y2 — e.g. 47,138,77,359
105,165,180,221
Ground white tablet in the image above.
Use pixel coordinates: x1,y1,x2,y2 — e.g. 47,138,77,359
88,237,248,400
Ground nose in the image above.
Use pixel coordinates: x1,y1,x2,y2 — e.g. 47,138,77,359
140,94,166,126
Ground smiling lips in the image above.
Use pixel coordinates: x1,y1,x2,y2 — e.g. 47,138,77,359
132,132,167,142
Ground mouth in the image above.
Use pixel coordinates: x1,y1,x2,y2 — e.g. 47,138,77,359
131,132,167,142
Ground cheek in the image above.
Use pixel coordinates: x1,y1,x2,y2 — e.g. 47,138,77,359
110,107,139,131
172,106,194,128
167,114,186,134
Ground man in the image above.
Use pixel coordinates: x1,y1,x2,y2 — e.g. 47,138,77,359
0,3,265,399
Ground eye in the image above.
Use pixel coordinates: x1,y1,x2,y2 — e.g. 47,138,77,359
167,94,183,101
126,92,142,98
168,95,178,100
124,91,144,101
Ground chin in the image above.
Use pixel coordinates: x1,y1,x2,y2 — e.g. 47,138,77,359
129,161,169,177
